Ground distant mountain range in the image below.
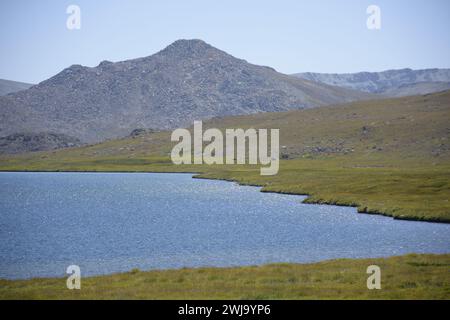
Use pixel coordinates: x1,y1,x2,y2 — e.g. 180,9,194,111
292,68,450,97
0,79,33,96
0,39,373,154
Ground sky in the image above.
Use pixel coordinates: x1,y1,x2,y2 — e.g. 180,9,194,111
0,0,449,84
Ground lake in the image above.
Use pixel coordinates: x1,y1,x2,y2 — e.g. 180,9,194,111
0,172,449,279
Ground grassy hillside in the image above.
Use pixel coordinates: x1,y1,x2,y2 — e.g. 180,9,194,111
1,91,449,221
1,254,448,299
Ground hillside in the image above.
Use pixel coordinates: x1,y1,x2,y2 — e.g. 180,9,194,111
0,39,372,148
0,79,33,96
1,90,449,222
293,68,450,97
7,89,445,160
0,132,82,154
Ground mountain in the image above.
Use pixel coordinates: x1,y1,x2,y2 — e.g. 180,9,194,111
0,39,373,150
292,68,450,97
0,79,33,96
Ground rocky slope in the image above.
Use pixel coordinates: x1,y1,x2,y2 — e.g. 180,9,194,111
0,79,33,96
0,132,81,154
0,39,373,150
293,68,450,97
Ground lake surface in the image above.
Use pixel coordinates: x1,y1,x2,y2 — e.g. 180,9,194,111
0,172,449,279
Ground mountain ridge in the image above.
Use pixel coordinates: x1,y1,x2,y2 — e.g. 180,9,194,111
0,79,34,96
292,68,450,97
0,39,373,150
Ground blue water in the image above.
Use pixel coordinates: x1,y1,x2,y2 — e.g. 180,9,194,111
0,172,449,279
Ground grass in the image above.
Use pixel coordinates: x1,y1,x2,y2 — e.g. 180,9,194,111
0,254,448,299
1,91,450,223
1,155,449,222
0,92,449,299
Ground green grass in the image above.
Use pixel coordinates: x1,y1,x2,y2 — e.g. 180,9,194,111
197,158,450,222
0,92,449,299
1,254,448,299
1,91,449,222
1,155,449,222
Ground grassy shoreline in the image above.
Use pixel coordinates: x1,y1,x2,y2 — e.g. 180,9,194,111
1,254,448,299
1,91,449,222
1,156,449,223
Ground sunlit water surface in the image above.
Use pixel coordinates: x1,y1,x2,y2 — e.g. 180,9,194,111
0,172,449,279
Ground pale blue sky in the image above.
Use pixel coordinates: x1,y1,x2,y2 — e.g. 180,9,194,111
1,0,449,83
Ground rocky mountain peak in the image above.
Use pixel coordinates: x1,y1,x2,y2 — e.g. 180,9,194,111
0,39,373,150
155,39,224,59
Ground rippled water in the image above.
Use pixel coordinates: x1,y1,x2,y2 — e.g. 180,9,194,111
0,172,449,279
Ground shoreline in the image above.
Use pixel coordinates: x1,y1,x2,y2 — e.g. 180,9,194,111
194,174,450,224
1,168,449,224
1,253,449,299
2,251,450,282
0,252,445,282
1,171,449,299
